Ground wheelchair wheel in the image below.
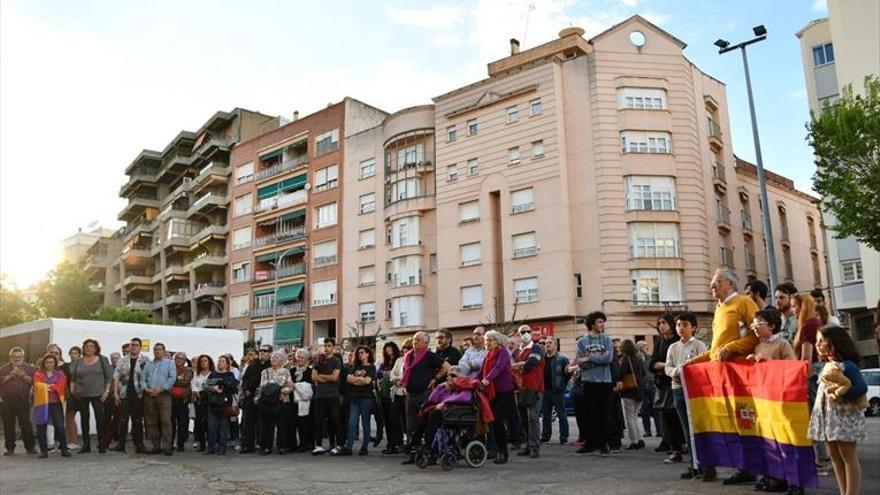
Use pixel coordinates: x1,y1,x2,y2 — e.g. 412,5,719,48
464,440,488,468
440,452,456,471
415,451,430,469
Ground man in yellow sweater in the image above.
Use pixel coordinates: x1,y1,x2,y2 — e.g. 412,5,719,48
685,268,759,484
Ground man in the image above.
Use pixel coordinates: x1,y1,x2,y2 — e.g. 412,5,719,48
401,331,450,465
575,311,615,456
458,327,488,379
102,351,123,449
239,344,271,454
434,329,462,366
511,325,545,458
0,347,37,455
540,338,569,445
774,282,799,343
745,279,772,310
312,338,343,455
141,342,176,456
688,268,759,484
810,288,841,325
112,337,149,453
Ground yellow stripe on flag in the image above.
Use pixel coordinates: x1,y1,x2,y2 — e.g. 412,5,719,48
689,395,811,447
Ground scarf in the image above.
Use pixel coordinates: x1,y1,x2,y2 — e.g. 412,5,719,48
32,370,66,425
400,347,428,389
480,347,501,399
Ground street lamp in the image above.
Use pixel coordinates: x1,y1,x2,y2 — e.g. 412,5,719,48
715,25,779,294
270,245,306,346
202,297,225,328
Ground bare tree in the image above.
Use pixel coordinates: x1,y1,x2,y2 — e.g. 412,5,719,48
343,320,384,351
481,298,527,337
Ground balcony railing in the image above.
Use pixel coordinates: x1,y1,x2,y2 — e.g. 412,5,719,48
716,205,731,224
193,282,226,298
515,289,539,304
255,155,308,182
254,190,307,214
512,203,535,214
313,255,337,268
315,140,339,156
513,246,539,258
781,224,791,242
746,253,757,271
712,162,727,183
312,294,337,307
253,225,306,248
741,211,753,231
460,259,481,267
708,120,723,139
251,301,305,318
721,247,735,268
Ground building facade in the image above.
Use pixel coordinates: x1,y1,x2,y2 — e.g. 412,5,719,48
83,230,122,306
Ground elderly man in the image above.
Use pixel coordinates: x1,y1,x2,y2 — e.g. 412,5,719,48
240,344,272,454
512,324,546,458
541,337,570,445
112,337,149,454
401,331,450,465
687,268,759,483
141,342,176,456
458,326,488,379
0,347,37,455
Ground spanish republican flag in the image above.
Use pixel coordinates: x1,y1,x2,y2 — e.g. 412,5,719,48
683,360,817,488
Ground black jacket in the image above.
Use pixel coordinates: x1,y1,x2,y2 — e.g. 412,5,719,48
649,335,679,389
241,359,269,396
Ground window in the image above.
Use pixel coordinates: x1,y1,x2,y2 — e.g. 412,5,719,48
532,140,544,158
231,295,249,318
430,253,437,274
314,164,338,192
529,99,542,116
360,159,376,179
618,88,667,110
506,106,519,123
620,131,670,153
359,193,376,214
359,266,375,286
392,255,422,287
232,261,250,284
236,162,254,185
385,299,392,320
232,226,252,251
841,260,863,282
386,261,392,282
631,269,683,305
359,302,376,322
459,200,480,223
513,232,538,258
234,193,253,217
460,242,481,267
447,165,458,181
392,295,423,328
574,273,583,298
358,229,376,249
511,188,534,214
514,277,539,303
314,202,337,229
629,223,680,258
315,128,339,156
394,143,425,169
812,42,835,67
391,216,420,248
311,279,337,306
389,178,420,202
625,176,676,210
313,240,337,267
447,125,457,142
467,158,479,176
461,285,483,310
508,147,521,165
467,119,478,136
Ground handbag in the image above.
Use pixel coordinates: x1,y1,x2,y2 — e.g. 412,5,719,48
223,393,240,418
619,357,639,392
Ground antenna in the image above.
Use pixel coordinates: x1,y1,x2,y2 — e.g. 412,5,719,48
523,3,535,47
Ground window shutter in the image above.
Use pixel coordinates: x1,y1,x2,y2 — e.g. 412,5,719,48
659,270,683,302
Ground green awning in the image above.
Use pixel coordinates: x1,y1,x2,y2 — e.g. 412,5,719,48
257,183,278,200
279,174,307,192
255,251,279,263
259,149,283,161
274,320,304,344
253,288,274,296
279,209,306,222
276,283,304,302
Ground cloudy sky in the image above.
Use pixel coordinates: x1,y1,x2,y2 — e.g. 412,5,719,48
0,0,828,288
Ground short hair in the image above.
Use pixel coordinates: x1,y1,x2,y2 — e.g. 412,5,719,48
484,330,509,348
109,352,121,360
68,346,82,356
473,326,486,334
260,344,274,351
714,268,740,289
747,280,769,300
584,311,607,330
437,328,453,341
153,342,165,351
413,332,430,344
82,338,101,354
121,343,130,352
517,324,532,333
809,288,825,300
130,337,142,346
775,282,798,296
323,337,336,346
174,351,188,360
8,346,24,356
675,311,699,328
294,348,311,360
271,350,287,363
755,307,783,334
401,338,413,350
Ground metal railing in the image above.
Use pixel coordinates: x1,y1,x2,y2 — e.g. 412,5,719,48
746,253,757,271
513,246,538,258
721,247,735,268
253,225,306,248
251,302,305,318
716,204,731,224
255,155,308,182
515,289,538,304
741,210,753,230
512,203,535,214
712,162,727,182
254,190,307,213
313,255,337,268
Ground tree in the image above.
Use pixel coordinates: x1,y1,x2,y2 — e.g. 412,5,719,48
808,76,880,250
36,261,101,319
0,274,40,327
91,305,156,324
343,320,383,352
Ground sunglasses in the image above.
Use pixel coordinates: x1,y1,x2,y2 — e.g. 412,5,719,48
259,349,271,353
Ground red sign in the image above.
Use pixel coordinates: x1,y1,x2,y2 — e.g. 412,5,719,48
530,322,554,337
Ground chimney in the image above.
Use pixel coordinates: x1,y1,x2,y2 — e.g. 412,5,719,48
292,111,299,121
510,38,520,55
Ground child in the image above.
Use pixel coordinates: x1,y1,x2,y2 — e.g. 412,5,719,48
747,307,796,362
808,326,867,495
665,312,708,480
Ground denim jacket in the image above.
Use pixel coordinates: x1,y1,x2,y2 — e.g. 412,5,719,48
546,352,570,393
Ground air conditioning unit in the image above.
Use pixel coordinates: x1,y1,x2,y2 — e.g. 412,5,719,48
182,177,193,184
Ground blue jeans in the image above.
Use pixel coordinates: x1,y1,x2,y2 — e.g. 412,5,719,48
673,389,691,460
541,390,569,442
207,407,229,451
346,397,372,450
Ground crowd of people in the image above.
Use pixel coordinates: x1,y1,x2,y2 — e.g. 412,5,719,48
0,269,871,495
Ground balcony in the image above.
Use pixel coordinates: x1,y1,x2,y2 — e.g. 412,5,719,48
89,283,105,293
251,301,306,319
513,246,539,259
716,205,731,233
255,155,309,183
193,282,226,299
515,289,539,304
253,263,306,283
720,247,735,268
746,253,757,273
193,316,224,328
313,255,338,268
84,254,109,273
708,120,723,150
741,211,753,234
187,192,228,217
311,293,337,307
712,162,727,192
118,196,160,221
158,153,193,180
121,245,151,266
165,289,191,305
781,224,791,247
511,202,535,215
254,190,307,216
123,274,153,287
119,169,157,196
385,159,435,178
188,253,226,271
164,178,195,207
164,264,188,278
158,202,188,222
190,224,228,247
192,162,229,193
125,300,154,311
193,136,231,158
253,225,306,249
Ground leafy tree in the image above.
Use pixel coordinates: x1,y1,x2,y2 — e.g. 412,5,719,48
808,76,880,250
91,305,156,324
0,274,40,327
36,261,101,319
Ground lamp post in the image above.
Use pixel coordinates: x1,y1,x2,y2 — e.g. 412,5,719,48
270,245,305,345
715,25,778,294
203,297,225,329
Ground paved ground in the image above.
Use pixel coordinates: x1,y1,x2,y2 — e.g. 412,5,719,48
1,418,878,495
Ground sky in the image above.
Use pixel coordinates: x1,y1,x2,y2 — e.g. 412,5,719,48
0,0,829,288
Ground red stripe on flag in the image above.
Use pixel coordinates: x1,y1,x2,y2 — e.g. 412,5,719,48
683,360,808,402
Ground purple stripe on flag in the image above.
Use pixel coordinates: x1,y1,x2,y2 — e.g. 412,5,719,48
693,432,818,488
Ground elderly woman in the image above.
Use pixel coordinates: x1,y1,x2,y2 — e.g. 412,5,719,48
258,350,293,455
481,330,515,464
170,352,194,452
69,338,112,454
289,348,314,452
385,338,411,454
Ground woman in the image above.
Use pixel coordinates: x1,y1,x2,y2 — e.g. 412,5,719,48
387,338,412,452
258,351,293,455
635,340,659,438
378,342,403,454
289,348,314,452
337,346,376,456
70,339,112,453
617,339,645,450
225,354,241,446
33,353,71,458
171,352,194,452
62,346,83,449
191,354,214,452
205,355,238,455
792,294,823,368
649,312,684,463
481,330,515,464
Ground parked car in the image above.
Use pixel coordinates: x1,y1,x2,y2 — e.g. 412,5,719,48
863,368,880,417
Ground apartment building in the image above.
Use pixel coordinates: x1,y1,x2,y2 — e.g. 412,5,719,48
797,0,879,365
226,99,386,346
83,231,122,306
115,108,278,325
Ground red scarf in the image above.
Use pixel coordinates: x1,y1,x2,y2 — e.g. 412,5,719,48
401,347,428,389
480,347,500,400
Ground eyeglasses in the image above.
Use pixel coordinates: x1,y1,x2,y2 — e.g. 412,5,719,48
259,349,271,353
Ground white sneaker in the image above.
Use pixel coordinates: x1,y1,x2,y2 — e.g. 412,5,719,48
68,443,80,450
312,446,327,455
192,442,199,449
329,446,340,455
